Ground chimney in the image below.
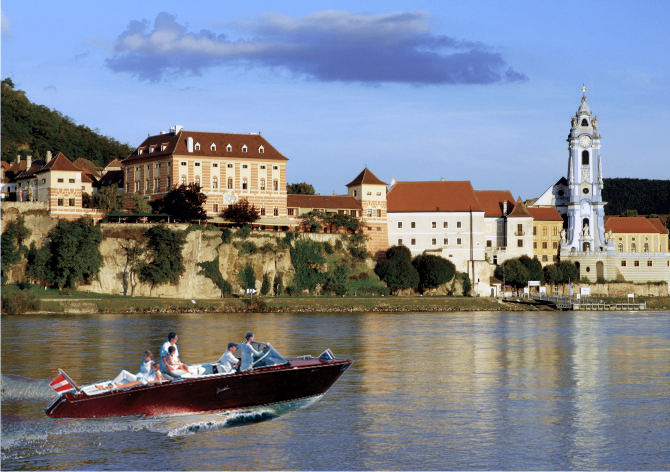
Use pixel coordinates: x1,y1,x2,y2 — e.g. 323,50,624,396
26,155,32,168
440,177,445,181
390,178,397,188
46,151,53,162
503,200,508,216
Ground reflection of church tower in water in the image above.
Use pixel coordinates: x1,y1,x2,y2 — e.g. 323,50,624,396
561,86,615,256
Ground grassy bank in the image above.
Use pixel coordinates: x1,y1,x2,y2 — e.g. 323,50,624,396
3,284,670,314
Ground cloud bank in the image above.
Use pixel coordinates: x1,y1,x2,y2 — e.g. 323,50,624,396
106,11,527,84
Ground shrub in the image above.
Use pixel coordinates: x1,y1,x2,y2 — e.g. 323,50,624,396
220,228,233,244
273,273,284,296
411,254,456,293
237,241,258,255
238,263,256,291
236,225,252,239
198,257,232,296
1,289,40,315
261,273,272,296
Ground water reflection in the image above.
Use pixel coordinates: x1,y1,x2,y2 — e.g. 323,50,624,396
2,311,669,470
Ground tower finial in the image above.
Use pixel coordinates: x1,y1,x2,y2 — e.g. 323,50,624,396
580,84,588,103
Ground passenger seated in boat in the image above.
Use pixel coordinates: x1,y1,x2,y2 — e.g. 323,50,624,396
96,350,153,390
166,346,190,376
215,343,240,373
97,362,164,390
239,332,272,372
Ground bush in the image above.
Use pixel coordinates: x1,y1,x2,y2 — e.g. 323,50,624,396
238,263,256,291
236,225,252,239
273,273,284,296
198,257,232,296
412,254,456,293
322,241,334,254
261,273,272,296
220,228,233,244
1,289,40,315
237,241,258,255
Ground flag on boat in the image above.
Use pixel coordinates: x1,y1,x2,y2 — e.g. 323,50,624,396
319,349,335,361
49,369,79,394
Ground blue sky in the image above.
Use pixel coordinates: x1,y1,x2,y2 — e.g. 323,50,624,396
2,1,669,200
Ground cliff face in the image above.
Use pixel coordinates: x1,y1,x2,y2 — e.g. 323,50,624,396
3,215,295,298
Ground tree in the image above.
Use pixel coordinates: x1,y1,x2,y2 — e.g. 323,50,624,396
620,209,638,217
222,199,260,225
238,263,256,291
161,183,207,222
287,182,315,195
323,261,349,295
118,237,144,296
260,273,272,296
518,255,544,282
131,194,152,214
92,185,125,212
290,239,325,293
137,225,186,294
374,245,419,294
273,273,284,296
1,216,31,284
411,254,456,293
494,259,529,289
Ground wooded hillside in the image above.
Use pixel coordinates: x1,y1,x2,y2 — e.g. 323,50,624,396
1,78,133,167
603,178,670,215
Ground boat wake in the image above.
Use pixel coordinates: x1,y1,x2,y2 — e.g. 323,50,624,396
1,374,58,402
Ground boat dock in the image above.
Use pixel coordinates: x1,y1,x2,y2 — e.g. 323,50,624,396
531,294,647,311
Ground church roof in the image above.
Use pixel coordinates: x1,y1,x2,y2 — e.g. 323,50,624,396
526,206,563,221
287,194,361,210
387,181,483,213
346,168,387,187
605,216,669,235
474,190,515,217
506,196,532,218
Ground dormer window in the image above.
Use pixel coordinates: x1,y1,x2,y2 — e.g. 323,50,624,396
195,142,201,151
138,148,144,155
210,144,216,151
149,146,155,153
242,145,248,153
161,143,168,151
226,144,232,152
258,146,264,153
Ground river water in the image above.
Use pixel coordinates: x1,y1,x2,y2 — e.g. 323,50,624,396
1,310,669,470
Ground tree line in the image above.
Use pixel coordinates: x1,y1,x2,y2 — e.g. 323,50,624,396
603,178,670,216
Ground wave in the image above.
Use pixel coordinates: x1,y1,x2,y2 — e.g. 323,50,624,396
1,374,58,402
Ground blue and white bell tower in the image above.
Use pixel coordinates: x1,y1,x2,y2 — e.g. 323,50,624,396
561,86,614,255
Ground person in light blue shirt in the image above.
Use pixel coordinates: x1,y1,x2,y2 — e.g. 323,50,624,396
238,332,271,371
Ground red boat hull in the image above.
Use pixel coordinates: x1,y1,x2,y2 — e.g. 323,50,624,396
45,358,352,419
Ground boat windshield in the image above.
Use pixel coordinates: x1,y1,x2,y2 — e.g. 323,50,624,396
247,342,288,369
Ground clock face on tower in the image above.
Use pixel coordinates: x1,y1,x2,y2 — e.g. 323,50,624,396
580,135,592,148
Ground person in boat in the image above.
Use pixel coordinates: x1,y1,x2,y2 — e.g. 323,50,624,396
96,350,153,390
167,345,190,375
215,342,240,373
97,359,164,390
160,332,190,375
238,332,271,371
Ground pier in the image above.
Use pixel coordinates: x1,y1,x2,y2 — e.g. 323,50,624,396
531,294,647,311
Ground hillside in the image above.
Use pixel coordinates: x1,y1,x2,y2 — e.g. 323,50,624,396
1,78,133,167
603,178,670,215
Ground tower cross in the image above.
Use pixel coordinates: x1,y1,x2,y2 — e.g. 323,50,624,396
580,84,588,95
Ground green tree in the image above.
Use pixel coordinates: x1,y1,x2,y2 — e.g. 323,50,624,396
411,254,456,293
273,273,284,296
161,183,207,222
198,257,232,297
518,255,544,282
223,199,260,225
137,225,186,294
238,263,256,291
290,239,325,293
494,259,529,289
260,273,272,296
620,209,638,217
92,185,125,212
131,194,152,214
287,182,316,195
374,245,419,294
1,216,31,285
323,261,349,295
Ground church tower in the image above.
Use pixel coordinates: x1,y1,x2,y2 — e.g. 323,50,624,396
561,86,614,255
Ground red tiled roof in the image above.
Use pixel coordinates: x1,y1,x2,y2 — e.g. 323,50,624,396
526,206,563,221
507,197,532,218
605,216,668,234
648,217,669,234
73,158,103,176
287,194,361,210
387,181,483,213
15,160,47,179
39,152,83,173
474,190,515,217
122,130,288,164
346,168,387,187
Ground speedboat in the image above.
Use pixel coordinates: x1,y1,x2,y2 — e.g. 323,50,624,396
45,343,353,419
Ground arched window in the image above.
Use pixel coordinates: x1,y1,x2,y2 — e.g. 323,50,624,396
618,243,623,252
242,145,248,153
582,150,589,165
212,177,218,189
242,178,248,190
210,144,216,151
581,118,588,126
631,243,637,252
260,179,265,190
643,243,649,252
226,144,232,152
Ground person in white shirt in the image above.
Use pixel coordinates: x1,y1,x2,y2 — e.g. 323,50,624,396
160,332,191,375
238,332,271,372
96,351,156,390
216,343,240,373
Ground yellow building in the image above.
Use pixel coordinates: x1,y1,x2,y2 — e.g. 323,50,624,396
527,207,564,265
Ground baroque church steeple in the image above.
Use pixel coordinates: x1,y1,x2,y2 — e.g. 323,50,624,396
561,86,614,255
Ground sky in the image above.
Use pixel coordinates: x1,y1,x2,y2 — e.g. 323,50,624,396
2,1,669,199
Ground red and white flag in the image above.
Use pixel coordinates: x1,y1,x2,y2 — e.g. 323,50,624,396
49,370,79,394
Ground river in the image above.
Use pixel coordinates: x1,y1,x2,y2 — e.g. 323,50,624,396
1,310,669,470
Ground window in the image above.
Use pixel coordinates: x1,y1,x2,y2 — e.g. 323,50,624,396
367,191,372,196
411,239,416,245
376,192,382,196
634,260,640,267
260,179,265,190
260,207,266,216
195,143,201,151
226,144,232,152
212,177,218,189
582,150,589,165
457,221,462,228
242,164,248,169
517,224,523,235
542,242,548,249
146,180,150,191
210,144,216,151
621,260,627,267
542,255,548,262
227,178,233,189
69,198,75,207
273,166,278,170
631,243,637,252
181,176,187,185
553,255,558,262
533,242,537,249
367,209,372,217
518,239,523,247
260,165,266,170
259,146,264,153
154,178,160,190
553,242,558,249
57,178,64,183
273,180,278,191
398,222,403,229
274,207,279,216
487,240,492,247
533,227,537,236
644,243,649,252
542,227,547,236
41,178,45,184
443,222,448,228
242,145,248,153
68,178,75,183
135,182,141,192
376,209,382,218
194,162,201,167
432,222,437,228
444,238,448,245
213,203,218,213
57,198,64,206
167,177,171,188
398,239,403,245
618,243,623,252
288,208,295,216
242,178,248,190
432,238,437,245
155,163,161,169
411,222,416,229
181,162,187,167
194,176,200,186
212,163,218,168
647,260,653,267
353,190,357,197
227,163,233,168
553,227,558,236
